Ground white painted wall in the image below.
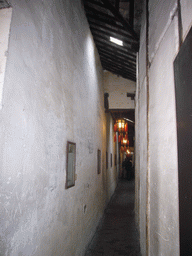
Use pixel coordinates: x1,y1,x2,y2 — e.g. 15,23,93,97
0,1,117,255
106,113,119,197
135,4,147,255
0,7,12,109
104,71,136,109
135,0,192,255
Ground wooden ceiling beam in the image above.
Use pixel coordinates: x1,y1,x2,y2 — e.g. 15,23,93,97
101,61,136,81
100,57,136,76
129,0,134,28
115,0,120,11
93,36,136,58
84,4,119,24
90,25,139,51
95,40,136,63
103,67,136,81
88,18,136,41
99,0,139,41
86,12,134,39
100,57,136,75
98,49,136,68
85,0,106,9
98,49,136,69
91,29,133,49
92,33,136,55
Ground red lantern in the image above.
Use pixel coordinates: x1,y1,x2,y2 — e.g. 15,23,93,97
117,120,125,133
114,123,117,132
125,133,128,140
125,123,128,132
114,133,117,142
118,134,121,143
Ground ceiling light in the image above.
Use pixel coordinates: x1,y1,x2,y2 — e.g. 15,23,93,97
124,118,134,124
110,37,123,46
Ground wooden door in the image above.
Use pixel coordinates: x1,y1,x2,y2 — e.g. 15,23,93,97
174,26,192,255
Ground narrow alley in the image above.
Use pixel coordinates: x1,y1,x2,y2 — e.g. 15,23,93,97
85,179,141,256
0,0,192,255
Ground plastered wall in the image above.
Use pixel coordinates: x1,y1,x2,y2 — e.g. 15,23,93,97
104,71,136,109
106,113,119,196
135,0,192,255
135,3,147,254
0,7,12,109
0,1,117,255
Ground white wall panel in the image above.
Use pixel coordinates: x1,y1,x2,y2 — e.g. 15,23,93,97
104,71,136,109
149,0,177,63
149,18,179,256
0,1,117,255
181,0,192,40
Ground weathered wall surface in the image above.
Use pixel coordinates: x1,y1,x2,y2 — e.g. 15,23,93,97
0,7,12,109
104,71,136,109
181,0,192,38
0,1,117,255
105,113,118,199
135,0,192,255
135,3,147,255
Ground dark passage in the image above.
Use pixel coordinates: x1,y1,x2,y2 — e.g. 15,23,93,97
85,179,141,256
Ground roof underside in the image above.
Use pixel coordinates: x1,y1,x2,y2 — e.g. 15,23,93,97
83,0,143,82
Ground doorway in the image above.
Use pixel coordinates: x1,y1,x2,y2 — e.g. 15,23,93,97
174,26,192,255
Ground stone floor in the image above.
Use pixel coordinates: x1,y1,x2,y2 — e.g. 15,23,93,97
84,179,141,256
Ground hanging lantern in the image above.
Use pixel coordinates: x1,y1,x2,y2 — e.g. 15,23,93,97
118,134,121,143
114,133,117,142
124,145,127,152
125,123,128,132
123,138,127,144
125,132,128,140
114,123,117,132
117,119,125,133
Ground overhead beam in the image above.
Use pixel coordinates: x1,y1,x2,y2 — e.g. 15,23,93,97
99,51,136,71
91,28,132,49
99,0,139,41
93,36,136,57
100,57,136,76
101,61,136,79
88,18,136,41
86,12,134,39
84,4,119,25
103,66,136,81
100,55,136,72
115,0,120,11
98,49,136,69
95,39,136,62
101,61,136,81
129,0,134,28
90,25,139,51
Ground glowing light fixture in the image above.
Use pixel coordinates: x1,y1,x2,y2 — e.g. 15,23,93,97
123,138,127,144
117,119,125,132
110,37,123,46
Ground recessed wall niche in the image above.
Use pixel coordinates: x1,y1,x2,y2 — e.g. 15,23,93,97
66,141,76,189
97,149,101,174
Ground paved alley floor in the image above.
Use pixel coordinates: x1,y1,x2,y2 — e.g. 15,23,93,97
84,179,141,256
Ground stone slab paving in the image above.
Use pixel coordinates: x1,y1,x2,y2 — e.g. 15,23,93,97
85,179,141,256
